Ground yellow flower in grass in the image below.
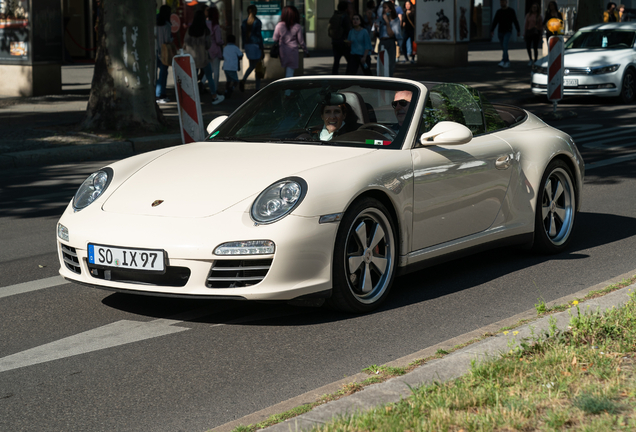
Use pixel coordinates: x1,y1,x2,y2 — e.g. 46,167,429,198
513,331,519,336
503,331,509,335
572,300,579,305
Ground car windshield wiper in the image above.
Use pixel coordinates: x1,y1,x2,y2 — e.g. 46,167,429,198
207,136,253,142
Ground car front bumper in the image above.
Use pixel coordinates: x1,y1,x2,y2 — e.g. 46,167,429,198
57,205,339,301
530,72,622,98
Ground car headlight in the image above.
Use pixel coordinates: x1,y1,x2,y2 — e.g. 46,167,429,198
73,168,113,211
532,64,547,74
251,177,307,224
590,64,620,75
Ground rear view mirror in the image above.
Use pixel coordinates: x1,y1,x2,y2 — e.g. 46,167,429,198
419,121,472,146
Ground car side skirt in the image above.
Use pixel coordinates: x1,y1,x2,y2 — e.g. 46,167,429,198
398,226,533,276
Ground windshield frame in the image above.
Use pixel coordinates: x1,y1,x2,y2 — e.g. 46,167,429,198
206,77,424,150
564,28,636,50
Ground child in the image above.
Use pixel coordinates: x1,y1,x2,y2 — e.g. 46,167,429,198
222,34,243,98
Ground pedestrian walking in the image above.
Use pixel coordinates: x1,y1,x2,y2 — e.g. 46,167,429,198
543,1,563,38
329,1,352,74
204,7,224,98
604,2,620,22
345,14,373,75
524,2,543,65
273,6,309,78
155,5,172,103
375,1,402,76
184,10,224,105
490,0,520,69
240,4,264,92
222,34,243,99
400,1,416,63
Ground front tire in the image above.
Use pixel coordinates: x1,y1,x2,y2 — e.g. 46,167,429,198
533,160,576,254
327,198,397,313
620,69,636,104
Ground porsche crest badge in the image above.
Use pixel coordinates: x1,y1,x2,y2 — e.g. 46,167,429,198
151,200,164,207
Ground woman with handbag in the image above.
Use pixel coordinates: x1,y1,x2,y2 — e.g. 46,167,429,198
375,1,402,77
240,4,265,92
155,5,173,104
524,2,543,65
184,10,224,105
273,6,309,78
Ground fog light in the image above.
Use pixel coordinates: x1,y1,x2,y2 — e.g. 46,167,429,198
58,223,69,241
214,240,275,255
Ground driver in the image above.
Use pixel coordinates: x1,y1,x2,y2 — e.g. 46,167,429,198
391,90,413,133
308,102,357,141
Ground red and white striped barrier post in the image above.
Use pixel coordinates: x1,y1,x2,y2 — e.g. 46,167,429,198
173,53,205,144
547,35,564,115
377,47,391,105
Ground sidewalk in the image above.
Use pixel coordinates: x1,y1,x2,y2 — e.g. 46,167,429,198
0,42,537,169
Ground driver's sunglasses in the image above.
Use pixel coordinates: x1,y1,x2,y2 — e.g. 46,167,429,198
392,99,409,108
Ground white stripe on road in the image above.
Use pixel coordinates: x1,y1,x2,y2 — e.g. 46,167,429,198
0,304,304,373
585,152,636,170
0,319,190,373
0,276,67,299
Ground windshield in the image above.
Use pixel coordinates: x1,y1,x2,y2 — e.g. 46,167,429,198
565,29,636,49
207,79,420,149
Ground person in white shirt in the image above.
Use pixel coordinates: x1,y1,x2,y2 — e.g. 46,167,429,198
222,34,243,98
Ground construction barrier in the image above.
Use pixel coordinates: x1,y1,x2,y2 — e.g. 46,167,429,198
173,53,205,144
547,36,564,102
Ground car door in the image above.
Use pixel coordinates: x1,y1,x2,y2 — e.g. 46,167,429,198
410,84,515,251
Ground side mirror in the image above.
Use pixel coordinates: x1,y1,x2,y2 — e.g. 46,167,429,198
419,121,473,146
206,115,229,134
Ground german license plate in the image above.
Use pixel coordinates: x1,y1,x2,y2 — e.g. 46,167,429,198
564,78,578,87
88,244,165,272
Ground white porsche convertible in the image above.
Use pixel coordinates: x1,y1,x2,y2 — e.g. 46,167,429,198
57,77,584,313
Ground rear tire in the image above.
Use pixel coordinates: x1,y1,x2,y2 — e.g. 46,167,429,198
533,160,576,254
326,198,397,313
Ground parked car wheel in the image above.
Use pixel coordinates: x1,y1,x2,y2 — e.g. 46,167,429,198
533,160,577,254
620,69,636,104
327,198,397,313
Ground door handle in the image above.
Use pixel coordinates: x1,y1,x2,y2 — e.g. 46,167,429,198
495,154,512,170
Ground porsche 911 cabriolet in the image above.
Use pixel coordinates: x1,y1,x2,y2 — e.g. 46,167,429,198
57,77,584,313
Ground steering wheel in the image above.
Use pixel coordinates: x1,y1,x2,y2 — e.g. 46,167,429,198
358,123,397,139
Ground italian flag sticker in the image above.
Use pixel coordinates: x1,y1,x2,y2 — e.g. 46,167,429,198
365,139,392,146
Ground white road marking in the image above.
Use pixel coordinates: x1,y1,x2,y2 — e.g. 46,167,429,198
585,153,636,170
0,276,67,299
0,319,189,373
0,303,305,373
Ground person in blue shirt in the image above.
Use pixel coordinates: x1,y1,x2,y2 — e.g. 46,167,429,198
346,14,373,75
375,1,402,77
240,4,264,92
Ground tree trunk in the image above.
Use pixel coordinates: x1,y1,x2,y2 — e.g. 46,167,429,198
574,0,604,30
82,0,163,131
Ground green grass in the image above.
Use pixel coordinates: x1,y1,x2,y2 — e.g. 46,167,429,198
312,290,636,431
229,281,636,432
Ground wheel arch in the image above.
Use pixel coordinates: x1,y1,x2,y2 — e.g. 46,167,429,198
344,188,403,257
550,153,583,212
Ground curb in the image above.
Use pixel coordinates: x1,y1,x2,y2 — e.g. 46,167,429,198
0,134,182,169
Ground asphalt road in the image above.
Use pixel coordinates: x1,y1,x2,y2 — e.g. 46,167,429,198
1,98,636,432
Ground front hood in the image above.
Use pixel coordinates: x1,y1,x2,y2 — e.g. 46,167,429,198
538,48,633,68
102,141,375,217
